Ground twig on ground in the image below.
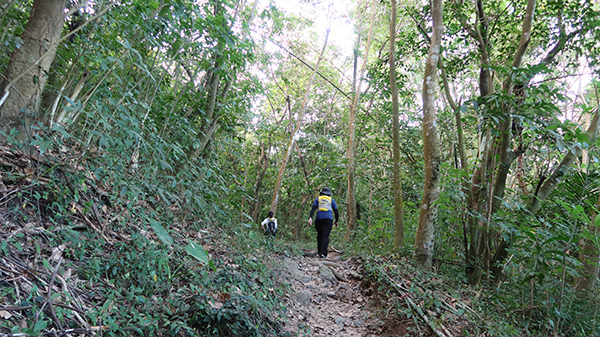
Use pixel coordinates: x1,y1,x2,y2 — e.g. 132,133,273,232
77,208,112,243
46,257,64,331
377,266,448,337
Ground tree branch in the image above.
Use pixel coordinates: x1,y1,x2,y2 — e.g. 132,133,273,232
269,39,351,100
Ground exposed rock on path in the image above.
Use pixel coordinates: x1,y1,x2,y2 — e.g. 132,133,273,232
276,252,384,336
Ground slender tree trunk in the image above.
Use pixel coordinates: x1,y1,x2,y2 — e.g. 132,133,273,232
414,0,443,270
250,142,270,221
189,1,235,160
576,191,600,291
491,107,600,279
55,72,88,126
0,0,66,143
389,0,404,248
439,59,466,173
295,142,313,240
191,63,223,159
465,0,536,283
345,0,376,242
531,112,598,215
475,0,492,98
296,193,311,240
270,30,330,216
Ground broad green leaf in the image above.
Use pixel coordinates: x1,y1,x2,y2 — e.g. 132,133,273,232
33,320,48,334
242,212,254,221
120,185,128,197
150,219,174,246
185,240,209,264
51,124,73,139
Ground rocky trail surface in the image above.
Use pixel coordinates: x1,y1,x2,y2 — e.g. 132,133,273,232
274,250,397,337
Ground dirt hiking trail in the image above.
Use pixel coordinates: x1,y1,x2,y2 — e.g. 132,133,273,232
274,250,419,337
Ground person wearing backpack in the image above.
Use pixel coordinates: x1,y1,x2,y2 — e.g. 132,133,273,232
261,211,278,237
308,187,339,258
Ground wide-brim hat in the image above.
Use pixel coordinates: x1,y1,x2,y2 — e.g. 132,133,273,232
320,187,332,196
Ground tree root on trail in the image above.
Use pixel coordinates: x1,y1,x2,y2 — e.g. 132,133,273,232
308,261,347,281
308,260,341,268
329,245,343,254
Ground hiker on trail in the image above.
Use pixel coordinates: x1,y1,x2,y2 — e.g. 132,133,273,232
261,211,278,237
308,187,339,258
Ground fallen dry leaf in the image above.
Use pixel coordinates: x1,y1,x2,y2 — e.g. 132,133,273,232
216,292,231,302
209,299,223,310
63,268,72,280
51,244,66,261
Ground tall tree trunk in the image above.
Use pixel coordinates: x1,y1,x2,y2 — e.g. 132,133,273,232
345,0,376,242
270,30,330,216
576,191,600,291
465,0,536,283
389,0,404,248
188,1,235,160
295,142,313,240
250,142,271,222
462,0,496,281
492,107,599,278
0,0,66,143
414,0,443,270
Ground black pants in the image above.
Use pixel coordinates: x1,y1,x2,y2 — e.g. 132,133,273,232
315,218,333,257
265,223,277,236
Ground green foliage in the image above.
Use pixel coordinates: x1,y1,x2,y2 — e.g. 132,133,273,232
0,1,291,335
0,142,289,336
74,236,288,336
2,0,600,335
185,239,211,266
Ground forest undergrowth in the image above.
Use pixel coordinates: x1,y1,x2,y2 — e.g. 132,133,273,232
0,144,290,336
0,142,599,337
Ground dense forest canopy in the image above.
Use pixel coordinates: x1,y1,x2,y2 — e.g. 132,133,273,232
1,0,600,335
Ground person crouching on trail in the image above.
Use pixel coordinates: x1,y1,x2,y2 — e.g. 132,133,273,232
308,187,339,258
261,211,278,237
